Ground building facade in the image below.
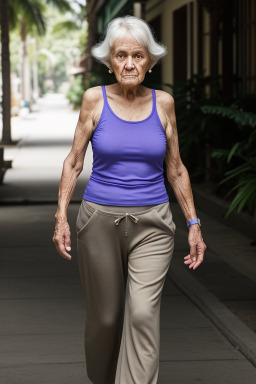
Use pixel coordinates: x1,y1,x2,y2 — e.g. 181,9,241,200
84,0,256,101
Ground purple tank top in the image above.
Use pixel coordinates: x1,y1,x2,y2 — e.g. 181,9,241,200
83,85,169,206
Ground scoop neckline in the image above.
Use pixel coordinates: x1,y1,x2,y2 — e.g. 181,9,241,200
104,86,155,124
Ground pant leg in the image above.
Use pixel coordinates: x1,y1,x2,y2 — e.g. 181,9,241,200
76,200,175,384
114,202,175,384
76,201,128,384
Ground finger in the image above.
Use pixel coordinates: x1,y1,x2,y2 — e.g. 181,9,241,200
189,245,197,269
198,246,207,259
191,244,205,269
184,257,193,264
184,255,191,260
54,237,72,260
189,251,204,269
189,260,197,269
192,256,204,270
191,246,206,269
65,232,72,252
189,244,197,260
58,245,72,260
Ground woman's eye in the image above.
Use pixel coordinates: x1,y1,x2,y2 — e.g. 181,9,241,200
136,54,142,59
117,54,124,58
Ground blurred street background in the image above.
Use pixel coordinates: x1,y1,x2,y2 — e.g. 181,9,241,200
0,0,256,383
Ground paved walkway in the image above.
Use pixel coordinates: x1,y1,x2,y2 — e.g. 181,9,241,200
0,94,256,383
0,94,88,203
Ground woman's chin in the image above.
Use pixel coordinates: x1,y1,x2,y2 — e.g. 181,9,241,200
121,76,139,83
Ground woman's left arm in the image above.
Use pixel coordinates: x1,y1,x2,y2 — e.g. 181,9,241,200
161,92,207,270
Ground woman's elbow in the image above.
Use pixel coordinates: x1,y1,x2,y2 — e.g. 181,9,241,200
166,162,187,182
63,155,83,176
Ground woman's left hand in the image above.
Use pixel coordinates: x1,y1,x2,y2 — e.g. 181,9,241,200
184,225,207,270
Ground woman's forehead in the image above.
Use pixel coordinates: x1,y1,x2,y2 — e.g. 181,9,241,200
111,35,146,52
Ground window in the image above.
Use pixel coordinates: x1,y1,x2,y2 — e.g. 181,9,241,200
236,0,256,95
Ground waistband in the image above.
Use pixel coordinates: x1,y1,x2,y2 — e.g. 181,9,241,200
83,199,169,217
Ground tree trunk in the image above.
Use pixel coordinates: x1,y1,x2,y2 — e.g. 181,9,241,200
83,0,97,86
20,18,31,108
0,0,14,144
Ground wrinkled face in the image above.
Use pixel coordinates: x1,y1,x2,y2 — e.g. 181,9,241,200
109,33,151,86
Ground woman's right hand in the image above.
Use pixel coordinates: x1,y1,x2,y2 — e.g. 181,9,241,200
53,217,72,260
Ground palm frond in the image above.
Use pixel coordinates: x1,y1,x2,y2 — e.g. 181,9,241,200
45,0,73,12
220,163,253,184
225,182,256,217
14,0,46,35
52,20,80,34
227,142,240,163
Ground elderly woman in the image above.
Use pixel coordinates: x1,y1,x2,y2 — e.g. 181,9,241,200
53,15,206,384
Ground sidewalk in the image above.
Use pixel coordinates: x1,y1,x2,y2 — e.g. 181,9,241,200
0,94,87,203
0,94,256,383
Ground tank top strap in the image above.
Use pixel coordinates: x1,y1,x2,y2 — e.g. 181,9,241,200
101,85,107,104
152,88,156,113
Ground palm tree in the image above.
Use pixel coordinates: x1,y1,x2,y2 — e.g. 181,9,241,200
1,0,13,145
0,0,72,173
17,0,72,109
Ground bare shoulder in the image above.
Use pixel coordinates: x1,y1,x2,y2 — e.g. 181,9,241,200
155,89,176,137
81,85,102,112
155,89,174,113
80,85,104,128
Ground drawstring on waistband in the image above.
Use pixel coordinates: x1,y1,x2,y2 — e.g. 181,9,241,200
114,213,139,237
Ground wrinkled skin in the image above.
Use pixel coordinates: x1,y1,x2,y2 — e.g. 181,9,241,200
53,32,207,268
53,218,71,260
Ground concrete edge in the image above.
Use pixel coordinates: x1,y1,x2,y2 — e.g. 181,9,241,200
202,231,256,285
167,262,256,368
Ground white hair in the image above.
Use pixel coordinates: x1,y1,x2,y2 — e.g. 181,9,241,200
91,15,167,69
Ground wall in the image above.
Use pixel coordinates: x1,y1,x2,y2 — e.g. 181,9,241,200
145,0,201,94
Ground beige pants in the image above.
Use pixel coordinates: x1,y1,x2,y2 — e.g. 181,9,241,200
76,199,176,384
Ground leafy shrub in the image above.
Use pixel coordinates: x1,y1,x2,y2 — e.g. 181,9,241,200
202,103,256,217
66,74,85,109
164,73,224,182
166,75,256,218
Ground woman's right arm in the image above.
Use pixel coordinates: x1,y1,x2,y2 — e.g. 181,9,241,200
53,88,97,260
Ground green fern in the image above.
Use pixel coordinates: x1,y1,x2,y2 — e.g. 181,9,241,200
219,159,256,217
201,105,256,128
202,103,256,217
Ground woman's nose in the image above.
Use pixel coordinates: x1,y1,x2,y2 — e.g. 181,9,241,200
125,56,134,69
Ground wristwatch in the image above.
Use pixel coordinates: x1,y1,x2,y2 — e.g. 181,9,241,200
186,218,201,228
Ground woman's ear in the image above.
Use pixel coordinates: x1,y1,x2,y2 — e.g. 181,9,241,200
148,61,153,71
148,63,153,72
